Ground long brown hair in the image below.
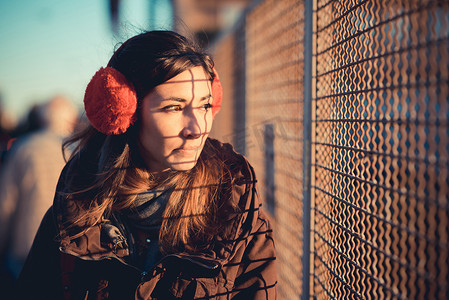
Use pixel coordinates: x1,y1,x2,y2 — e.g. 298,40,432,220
62,31,235,254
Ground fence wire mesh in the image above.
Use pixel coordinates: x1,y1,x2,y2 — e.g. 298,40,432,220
313,0,449,299
210,0,449,298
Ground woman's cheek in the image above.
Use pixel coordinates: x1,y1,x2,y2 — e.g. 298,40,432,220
205,113,214,133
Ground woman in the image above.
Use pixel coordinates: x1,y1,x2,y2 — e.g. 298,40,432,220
16,31,277,299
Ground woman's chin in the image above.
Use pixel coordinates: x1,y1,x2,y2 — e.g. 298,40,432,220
167,160,198,171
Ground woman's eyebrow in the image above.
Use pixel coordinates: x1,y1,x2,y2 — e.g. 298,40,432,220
161,95,212,102
161,97,187,103
200,94,212,101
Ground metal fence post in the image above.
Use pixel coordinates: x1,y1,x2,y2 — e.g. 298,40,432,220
302,0,314,299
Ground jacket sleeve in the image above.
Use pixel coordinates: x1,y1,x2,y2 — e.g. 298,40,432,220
14,206,64,300
232,208,277,300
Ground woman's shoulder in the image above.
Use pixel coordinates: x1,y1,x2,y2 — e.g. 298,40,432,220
207,137,256,183
56,145,99,194
52,146,102,233
207,137,261,215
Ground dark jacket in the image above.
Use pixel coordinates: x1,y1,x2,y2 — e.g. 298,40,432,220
15,139,277,299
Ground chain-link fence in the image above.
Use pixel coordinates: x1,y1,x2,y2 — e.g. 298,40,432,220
210,0,449,299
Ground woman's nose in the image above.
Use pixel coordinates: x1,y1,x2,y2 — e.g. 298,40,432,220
181,111,202,139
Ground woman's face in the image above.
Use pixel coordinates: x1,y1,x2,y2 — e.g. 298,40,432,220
139,66,214,172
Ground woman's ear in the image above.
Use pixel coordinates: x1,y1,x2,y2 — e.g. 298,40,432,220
211,67,222,118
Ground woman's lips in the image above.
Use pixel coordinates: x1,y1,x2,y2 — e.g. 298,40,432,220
174,146,201,153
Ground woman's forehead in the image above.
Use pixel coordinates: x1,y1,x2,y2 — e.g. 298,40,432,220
155,67,211,95
163,66,210,84
144,67,212,104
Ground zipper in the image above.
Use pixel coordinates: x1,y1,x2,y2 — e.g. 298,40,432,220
114,213,138,266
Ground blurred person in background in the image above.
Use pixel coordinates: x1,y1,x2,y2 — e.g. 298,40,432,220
0,96,79,281
1,101,55,168
0,94,15,168
0,112,10,168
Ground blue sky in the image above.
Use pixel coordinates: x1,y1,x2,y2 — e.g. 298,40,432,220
0,0,172,122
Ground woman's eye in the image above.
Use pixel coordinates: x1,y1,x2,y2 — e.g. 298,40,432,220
201,103,212,111
162,105,182,112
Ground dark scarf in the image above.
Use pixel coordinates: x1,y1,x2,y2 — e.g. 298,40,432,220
120,188,172,270
123,188,172,232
